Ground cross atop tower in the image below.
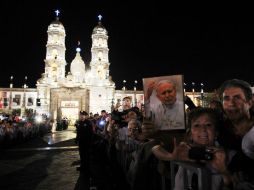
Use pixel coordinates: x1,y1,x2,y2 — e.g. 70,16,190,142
98,15,102,21
55,10,60,17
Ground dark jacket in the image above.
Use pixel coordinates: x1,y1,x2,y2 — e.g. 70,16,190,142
76,119,94,145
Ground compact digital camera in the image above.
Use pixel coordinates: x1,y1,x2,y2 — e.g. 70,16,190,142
188,147,213,161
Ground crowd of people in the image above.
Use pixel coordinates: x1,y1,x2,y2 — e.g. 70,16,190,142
1,78,253,190
74,78,254,190
0,112,52,148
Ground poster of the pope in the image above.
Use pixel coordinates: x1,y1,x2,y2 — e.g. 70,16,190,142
143,75,185,130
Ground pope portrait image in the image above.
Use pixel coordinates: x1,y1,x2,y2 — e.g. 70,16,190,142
143,75,185,130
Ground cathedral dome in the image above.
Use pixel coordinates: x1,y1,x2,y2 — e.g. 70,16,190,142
70,47,86,82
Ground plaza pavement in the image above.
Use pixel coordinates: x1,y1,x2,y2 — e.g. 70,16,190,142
0,130,129,190
0,130,80,190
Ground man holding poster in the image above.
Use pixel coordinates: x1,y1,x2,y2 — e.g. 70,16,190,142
143,75,185,130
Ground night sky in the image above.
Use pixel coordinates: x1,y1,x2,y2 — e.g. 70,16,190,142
1,1,254,92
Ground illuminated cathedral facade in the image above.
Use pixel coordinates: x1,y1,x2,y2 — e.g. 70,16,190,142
35,12,117,122
0,11,146,123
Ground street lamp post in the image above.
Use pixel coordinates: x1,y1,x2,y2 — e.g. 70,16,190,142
22,76,27,117
134,80,137,91
23,76,27,106
134,80,137,106
200,83,204,106
122,80,126,91
9,76,13,110
192,82,195,101
10,76,13,88
184,83,186,94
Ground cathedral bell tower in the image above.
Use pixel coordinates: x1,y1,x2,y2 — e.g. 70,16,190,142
36,10,67,115
44,10,67,85
90,15,110,80
87,15,115,113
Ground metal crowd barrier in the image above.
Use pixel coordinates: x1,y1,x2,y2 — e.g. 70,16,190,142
170,161,211,190
113,139,214,190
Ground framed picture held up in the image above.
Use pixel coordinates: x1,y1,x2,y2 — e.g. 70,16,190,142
143,74,185,130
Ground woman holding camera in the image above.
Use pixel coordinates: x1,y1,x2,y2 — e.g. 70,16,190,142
174,108,233,190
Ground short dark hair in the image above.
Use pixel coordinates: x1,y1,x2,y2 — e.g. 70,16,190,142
218,79,252,101
80,111,88,116
187,107,221,131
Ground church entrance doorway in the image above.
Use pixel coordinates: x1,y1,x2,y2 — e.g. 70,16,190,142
61,101,79,128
